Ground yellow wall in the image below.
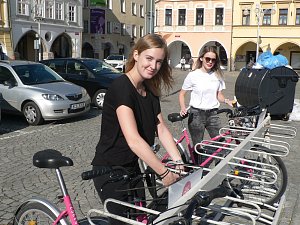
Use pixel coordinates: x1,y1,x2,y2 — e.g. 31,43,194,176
232,0,300,70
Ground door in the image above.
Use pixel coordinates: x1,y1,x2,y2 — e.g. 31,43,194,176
0,66,21,112
65,60,99,98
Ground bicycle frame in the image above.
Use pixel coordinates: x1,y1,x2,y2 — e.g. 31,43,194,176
14,168,80,225
162,116,234,168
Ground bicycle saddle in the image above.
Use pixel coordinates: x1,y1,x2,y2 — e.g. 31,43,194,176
33,149,73,169
168,113,188,122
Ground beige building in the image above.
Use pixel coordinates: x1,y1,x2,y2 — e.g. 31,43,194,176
82,0,149,59
232,0,300,70
154,0,233,70
0,1,13,59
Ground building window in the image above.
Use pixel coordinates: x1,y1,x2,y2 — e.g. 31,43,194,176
262,9,272,25
140,5,144,17
69,5,76,22
296,8,300,25
121,23,126,35
17,0,29,15
132,2,136,15
46,1,54,19
140,26,144,37
132,24,137,37
178,9,186,26
121,0,125,13
107,0,112,9
279,9,288,25
83,0,88,7
215,8,224,25
55,2,63,20
196,8,204,25
83,20,89,33
242,9,250,25
165,9,172,25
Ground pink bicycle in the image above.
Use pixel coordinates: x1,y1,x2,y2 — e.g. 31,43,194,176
13,149,163,225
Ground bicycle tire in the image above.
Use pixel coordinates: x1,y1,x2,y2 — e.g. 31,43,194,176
13,202,61,225
229,153,287,205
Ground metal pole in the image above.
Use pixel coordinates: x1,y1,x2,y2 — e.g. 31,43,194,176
256,13,260,62
38,20,41,61
149,0,153,33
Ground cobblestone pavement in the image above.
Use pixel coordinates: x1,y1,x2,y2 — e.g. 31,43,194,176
0,69,299,224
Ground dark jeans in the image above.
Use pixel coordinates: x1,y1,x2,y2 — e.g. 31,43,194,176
188,107,221,146
93,164,145,225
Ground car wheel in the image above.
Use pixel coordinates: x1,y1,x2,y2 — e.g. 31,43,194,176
93,89,106,109
23,102,44,125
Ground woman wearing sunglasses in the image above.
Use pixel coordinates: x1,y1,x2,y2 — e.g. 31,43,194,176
178,46,233,148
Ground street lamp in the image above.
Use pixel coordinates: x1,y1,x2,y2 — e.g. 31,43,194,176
32,1,43,61
244,4,276,62
30,0,53,61
254,4,276,61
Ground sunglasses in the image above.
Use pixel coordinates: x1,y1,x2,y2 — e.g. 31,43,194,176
204,57,216,63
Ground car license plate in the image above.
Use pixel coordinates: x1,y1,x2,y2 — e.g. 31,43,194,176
70,102,85,110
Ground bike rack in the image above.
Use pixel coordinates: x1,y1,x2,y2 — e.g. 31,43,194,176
87,114,297,224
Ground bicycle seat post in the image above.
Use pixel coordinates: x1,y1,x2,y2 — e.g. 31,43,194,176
55,168,69,197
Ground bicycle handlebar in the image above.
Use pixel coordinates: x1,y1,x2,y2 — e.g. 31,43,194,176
81,166,131,180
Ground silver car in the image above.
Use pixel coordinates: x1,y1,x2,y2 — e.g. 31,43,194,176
0,60,90,125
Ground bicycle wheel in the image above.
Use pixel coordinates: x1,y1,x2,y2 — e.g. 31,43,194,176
13,202,61,225
229,152,287,205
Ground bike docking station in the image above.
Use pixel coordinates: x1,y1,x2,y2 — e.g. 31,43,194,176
86,67,298,224
86,111,297,225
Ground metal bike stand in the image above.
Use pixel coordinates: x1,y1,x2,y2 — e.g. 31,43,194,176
86,114,296,224
154,114,296,224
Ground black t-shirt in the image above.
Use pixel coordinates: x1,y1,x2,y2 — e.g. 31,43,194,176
92,75,161,166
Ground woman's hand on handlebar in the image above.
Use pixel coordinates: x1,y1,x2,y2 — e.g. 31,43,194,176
180,106,189,117
162,170,180,187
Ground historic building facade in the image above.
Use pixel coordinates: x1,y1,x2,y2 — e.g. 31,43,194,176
10,0,83,61
154,0,233,70
82,0,151,59
232,0,300,70
0,0,13,59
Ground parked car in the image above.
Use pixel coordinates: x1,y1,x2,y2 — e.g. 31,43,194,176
0,60,90,125
40,58,122,109
104,55,126,71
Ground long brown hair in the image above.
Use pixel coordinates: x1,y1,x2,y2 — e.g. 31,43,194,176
125,34,173,96
194,46,224,80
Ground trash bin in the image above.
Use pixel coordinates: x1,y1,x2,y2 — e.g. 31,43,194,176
235,66,299,115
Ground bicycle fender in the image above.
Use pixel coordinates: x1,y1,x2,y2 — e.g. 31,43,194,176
14,197,69,225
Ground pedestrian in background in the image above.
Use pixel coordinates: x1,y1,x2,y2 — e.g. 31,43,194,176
178,46,234,147
188,57,194,71
92,33,183,225
180,57,186,70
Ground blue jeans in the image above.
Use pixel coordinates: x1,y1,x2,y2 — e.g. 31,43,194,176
188,108,221,146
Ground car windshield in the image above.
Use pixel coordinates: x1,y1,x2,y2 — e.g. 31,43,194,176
82,59,122,74
106,55,125,60
13,64,65,85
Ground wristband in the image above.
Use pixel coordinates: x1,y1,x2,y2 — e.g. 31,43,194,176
158,168,169,180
